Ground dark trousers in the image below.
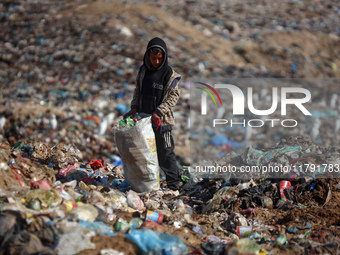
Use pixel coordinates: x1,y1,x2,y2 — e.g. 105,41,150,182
153,128,181,190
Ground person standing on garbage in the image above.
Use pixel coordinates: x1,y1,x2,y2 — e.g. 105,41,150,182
123,37,182,190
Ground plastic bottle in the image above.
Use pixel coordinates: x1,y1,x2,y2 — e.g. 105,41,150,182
279,181,292,201
275,234,287,244
145,210,164,223
187,206,194,216
129,218,143,229
115,218,130,232
119,119,126,127
126,116,135,126
182,176,199,191
28,199,41,211
62,201,76,211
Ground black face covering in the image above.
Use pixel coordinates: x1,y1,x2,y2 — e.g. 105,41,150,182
141,37,173,114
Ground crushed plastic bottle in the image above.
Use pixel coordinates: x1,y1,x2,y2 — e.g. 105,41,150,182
119,119,127,127
125,116,136,127
182,176,199,191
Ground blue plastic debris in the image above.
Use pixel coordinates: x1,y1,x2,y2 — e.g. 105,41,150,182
287,221,311,233
287,227,299,233
291,63,297,74
209,135,229,146
112,158,123,167
310,110,338,118
117,180,131,192
78,220,115,235
116,91,126,99
206,130,214,136
126,228,187,255
116,104,129,115
309,183,316,190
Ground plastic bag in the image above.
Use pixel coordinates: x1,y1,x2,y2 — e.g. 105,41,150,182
87,190,106,205
67,204,99,222
26,189,62,208
105,189,128,209
127,190,144,210
78,220,114,235
55,228,96,255
114,116,160,192
126,228,187,255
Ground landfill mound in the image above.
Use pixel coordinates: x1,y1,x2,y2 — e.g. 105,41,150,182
0,137,340,254
1,0,340,254
1,0,340,164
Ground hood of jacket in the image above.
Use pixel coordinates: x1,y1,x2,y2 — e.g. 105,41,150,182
143,37,169,71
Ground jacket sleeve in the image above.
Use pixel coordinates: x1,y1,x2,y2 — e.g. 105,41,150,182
130,67,142,110
155,78,180,117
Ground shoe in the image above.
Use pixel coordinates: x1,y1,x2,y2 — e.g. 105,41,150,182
168,186,180,192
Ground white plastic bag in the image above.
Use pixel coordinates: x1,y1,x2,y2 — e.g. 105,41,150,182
114,116,160,192
127,190,144,210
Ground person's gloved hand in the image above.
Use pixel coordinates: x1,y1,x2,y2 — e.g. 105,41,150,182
152,112,161,130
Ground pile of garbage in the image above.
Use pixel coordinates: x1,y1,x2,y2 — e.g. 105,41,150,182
1,137,340,254
1,0,340,254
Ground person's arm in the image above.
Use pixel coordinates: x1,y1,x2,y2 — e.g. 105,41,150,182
123,67,142,119
130,87,139,113
123,108,137,119
154,78,180,118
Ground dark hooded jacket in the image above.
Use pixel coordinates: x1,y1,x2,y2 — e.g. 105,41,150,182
131,37,181,127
